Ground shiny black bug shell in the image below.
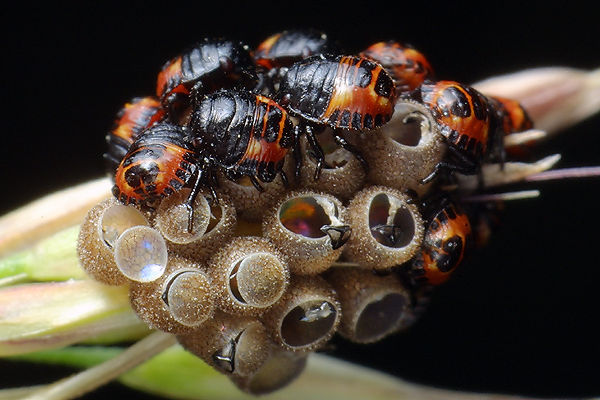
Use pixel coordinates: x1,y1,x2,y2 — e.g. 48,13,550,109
113,122,197,204
156,38,258,107
277,54,396,130
189,90,293,183
254,29,340,70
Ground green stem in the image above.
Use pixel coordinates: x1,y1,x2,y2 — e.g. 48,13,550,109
0,226,85,282
20,332,176,400
0,281,148,356
5,345,555,400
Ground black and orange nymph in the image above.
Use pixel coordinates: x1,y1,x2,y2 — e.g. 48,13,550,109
156,38,258,120
113,122,197,205
277,54,396,179
410,80,492,183
410,197,472,285
104,96,165,176
360,40,435,94
189,89,294,190
253,29,340,94
113,90,294,229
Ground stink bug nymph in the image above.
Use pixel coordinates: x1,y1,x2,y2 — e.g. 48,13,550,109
104,96,165,176
113,122,197,205
410,80,491,183
277,54,396,179
156,38,258,119
410,197,472,285
360,40,435,94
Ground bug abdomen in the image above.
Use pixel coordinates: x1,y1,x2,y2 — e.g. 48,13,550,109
254,29,338,70
235,94,293,181
419,81,490,157
104,97,164,176
280,55,395,130
412,202,472,285
191,90,292,182
156,39,256,102
279,56,337,121
360,41,435,93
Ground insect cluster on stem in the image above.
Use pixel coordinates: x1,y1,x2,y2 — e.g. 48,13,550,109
82,28,539,394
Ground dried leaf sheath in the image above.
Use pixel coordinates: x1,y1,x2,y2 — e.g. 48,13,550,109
473,67,600,135
0,280,148,356
0,178,112,257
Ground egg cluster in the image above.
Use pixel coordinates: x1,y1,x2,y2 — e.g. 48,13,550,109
77,29,534,394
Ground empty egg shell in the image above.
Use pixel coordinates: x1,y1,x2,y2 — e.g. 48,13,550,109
344,186,424,270
100,203,150,248
129,255,214,334
297,131,366,201
261,275,341,353
176,311,272,377
325,267,411,343
359,100,445,195
215,158,292,222
154,188,211,244
262,191,350,275
231,348,307,395
163,269,215,327
166,192,237,262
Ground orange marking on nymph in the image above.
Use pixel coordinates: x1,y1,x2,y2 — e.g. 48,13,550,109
115,143,193,202
156,57,183,98
321,56,394,129
422,209,471,285
113,97,161,143
493,96,533,133
362,42,433,92
237,95,289,171
429,81,489,152
254,33,282,69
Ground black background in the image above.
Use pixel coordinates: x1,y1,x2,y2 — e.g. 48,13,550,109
1,1,599,398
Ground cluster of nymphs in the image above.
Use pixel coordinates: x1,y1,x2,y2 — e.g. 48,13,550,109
78,29,535,394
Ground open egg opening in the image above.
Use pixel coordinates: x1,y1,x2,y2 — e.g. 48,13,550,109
280,299,338,348
99,204,149,248
344,186,424,270
368,193,416,248
154,189,211,244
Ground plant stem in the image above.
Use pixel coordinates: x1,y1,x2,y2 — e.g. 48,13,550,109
0,226,85,282
0,178,111,256
21,331,176,400
0,281,148,356
5,345,564,400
